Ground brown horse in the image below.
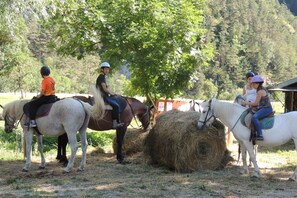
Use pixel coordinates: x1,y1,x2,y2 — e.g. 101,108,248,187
56,95,152,164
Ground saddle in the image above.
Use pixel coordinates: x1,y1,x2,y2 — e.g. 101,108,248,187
23,96,60,119
240,109,275,144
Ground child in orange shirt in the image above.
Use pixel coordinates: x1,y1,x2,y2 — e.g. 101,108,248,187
25,66,56,127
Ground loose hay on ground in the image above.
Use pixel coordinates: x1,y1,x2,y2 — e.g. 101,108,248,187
144,109,231,173
113,128,149,156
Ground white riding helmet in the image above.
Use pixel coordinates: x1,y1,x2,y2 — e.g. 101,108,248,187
101,62,110,68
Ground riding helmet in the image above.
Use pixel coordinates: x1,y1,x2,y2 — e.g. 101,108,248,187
251,75,264,83
245,71,255,79
40,65,50,76
101,62,110,68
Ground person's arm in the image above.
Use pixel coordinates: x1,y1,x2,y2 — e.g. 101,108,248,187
242,86,246,96
101,82,115,95
36,79,46,98
242,90,265,106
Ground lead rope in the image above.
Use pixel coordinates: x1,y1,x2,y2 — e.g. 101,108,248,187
230,109,249,131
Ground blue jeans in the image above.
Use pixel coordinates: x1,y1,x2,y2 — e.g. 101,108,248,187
104,96,120,121
252,106,273,137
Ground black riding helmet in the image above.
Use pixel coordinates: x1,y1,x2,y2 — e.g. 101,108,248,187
40,65,50,76
245,71,255,79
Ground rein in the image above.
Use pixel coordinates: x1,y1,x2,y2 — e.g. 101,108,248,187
126,99,141,128
125,97,150,129
4,113,24,131
198,100,216,128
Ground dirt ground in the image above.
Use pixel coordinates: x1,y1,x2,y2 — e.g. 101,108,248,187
0,146,297,198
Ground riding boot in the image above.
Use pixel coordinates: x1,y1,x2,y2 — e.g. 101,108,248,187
112,120,124,129
256,130,264,141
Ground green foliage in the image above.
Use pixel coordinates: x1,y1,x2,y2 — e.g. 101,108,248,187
203,0,297,98
45,0,212,99
0,127,115,155
1,0,297,101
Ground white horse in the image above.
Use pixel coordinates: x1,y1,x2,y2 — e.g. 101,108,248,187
1,87,105,172
234,95,258,167
197,98,297,181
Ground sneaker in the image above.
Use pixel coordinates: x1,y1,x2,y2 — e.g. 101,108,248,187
24,120,37,128
112,122,125,129
256,136,264,141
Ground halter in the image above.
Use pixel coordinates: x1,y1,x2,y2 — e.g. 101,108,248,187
138,105,151,129
4,113,24,132
125,98,151,129
198,99,216,129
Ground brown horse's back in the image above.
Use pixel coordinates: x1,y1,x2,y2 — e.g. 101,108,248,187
73,96,133,130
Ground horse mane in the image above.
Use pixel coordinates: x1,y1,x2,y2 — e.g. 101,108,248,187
3,99,29,118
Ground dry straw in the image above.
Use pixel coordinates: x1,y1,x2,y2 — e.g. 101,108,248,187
143,109,231,173
113,128,149,156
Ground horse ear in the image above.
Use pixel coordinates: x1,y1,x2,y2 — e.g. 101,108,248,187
0,104,3,109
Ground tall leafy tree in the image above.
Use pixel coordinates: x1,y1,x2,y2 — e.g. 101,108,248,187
45,0,213,99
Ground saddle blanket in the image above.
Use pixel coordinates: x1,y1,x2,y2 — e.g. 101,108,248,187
240,110,274,129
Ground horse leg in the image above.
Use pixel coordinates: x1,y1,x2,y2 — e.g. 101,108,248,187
78,129,88,171
56,135,62,160
243,141,261,178
36,135,45,169
61,135,68,166
289,138,297,181
116,126,127,163
22,129,33,172
249,144,258,167
238,141,249,174
57,133,68,165
64,133,78,173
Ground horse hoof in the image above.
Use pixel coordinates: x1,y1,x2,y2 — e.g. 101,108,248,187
251,173,261,178
22,168,28,172
288,178,295,182
119,160,131,165
239,169,249,175
63,168,71,173
39,166,45,170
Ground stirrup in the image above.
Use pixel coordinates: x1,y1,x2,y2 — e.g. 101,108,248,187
113,122,124,129
24,120,37,128
256,136,264,141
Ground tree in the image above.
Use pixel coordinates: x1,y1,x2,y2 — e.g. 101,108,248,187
45,0,213,99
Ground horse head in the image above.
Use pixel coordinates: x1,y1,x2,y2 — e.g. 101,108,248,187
189,100,200,112
197,99,216,129
1,105,17,133
126,97,153,130
1,100,27,133
137,105,153,130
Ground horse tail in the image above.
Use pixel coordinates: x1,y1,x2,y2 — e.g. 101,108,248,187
89,85,105,119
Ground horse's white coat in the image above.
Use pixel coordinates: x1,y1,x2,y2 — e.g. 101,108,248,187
197,99,297,180
2,87,105,172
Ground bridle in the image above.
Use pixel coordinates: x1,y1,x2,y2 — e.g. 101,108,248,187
125,97,151,129
4,114,18,132
1,104,24,133
138,105,151,129
198,99,216,129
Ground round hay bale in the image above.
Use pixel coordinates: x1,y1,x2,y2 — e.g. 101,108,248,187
144,109,231,173
113,128,149,156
